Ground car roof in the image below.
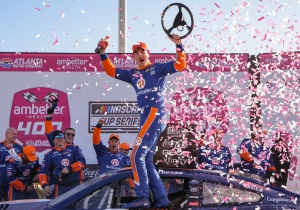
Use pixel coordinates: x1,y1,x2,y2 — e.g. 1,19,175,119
48,167,300,209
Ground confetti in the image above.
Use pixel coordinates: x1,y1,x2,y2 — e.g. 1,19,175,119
53,37,59,45
213,2,220,8
35,7,41,11
61,11,65,18
258,16,264,21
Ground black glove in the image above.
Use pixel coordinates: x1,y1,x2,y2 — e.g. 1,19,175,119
47,101,58,115
47,107,54,114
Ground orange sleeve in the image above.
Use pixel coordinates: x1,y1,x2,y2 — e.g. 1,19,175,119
70,161,85,172
45,120,53,134
101,58,116,78
39,174,48,186
174,51,186,71
239,150,253,163
9,180,26,192
92,126,102,145
80,170,84,181
127,178,135,188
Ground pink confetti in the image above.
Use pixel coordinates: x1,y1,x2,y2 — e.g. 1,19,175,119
213,2,220,8
53,37,59,45
162,48,166,51
134,16,138,20
103,84,108,89
35,7,41,11
132,74,139,77
258,16,264,21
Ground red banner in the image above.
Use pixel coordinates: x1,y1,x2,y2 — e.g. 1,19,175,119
0,53,248,72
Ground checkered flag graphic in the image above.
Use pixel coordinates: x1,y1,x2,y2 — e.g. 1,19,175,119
43,92,59,102
22,92,38,103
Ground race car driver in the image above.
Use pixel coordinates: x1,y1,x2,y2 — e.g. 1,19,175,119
96,33,186,208
39,130,86,198
92,119,130,175
7,145,40,200
198,130,232,173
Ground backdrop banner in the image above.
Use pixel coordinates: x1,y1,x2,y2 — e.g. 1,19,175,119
0,52,249,165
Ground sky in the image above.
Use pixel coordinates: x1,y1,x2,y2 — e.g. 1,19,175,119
1,0,300,55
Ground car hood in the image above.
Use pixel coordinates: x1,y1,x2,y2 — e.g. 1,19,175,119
0,199,50,210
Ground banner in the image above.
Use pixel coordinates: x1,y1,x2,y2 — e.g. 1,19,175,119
0,52,250,165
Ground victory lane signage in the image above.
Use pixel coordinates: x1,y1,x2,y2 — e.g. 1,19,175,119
154,123,199,169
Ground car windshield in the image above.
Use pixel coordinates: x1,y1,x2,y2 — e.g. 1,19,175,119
48,169,120,207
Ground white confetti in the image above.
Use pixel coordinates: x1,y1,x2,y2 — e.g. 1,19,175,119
107,27,110,30
145,20,149,24
36,34,40,38
84,38,89,41
81,10,85,13
75,120,79,124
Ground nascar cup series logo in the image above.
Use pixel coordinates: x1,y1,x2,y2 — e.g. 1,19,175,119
170,87,229,134
9,87,70,152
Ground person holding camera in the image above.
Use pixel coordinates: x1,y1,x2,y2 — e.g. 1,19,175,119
7,145,40,200
39,130,86,198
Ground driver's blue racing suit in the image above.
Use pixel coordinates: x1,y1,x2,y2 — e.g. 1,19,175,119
100,44,186,201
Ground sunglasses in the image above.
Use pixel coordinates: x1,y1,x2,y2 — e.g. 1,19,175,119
65,133,75,137
55,134,64,139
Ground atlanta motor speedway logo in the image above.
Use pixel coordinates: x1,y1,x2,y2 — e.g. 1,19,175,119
88,101,140,133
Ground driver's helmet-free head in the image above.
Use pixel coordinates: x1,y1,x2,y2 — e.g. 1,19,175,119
132,42,148,53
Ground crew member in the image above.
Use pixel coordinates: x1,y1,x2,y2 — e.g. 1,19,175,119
7,145,40,200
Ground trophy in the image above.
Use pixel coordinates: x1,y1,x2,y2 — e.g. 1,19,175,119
161,3,194,39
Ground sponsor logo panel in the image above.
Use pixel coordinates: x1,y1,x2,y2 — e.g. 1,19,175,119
9,87,70,152
89,101,140,133
0,58,13,68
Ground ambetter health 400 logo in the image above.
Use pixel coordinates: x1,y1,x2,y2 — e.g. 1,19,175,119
9,87,70,152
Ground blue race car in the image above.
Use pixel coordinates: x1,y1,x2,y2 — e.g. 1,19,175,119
0,167,299,209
